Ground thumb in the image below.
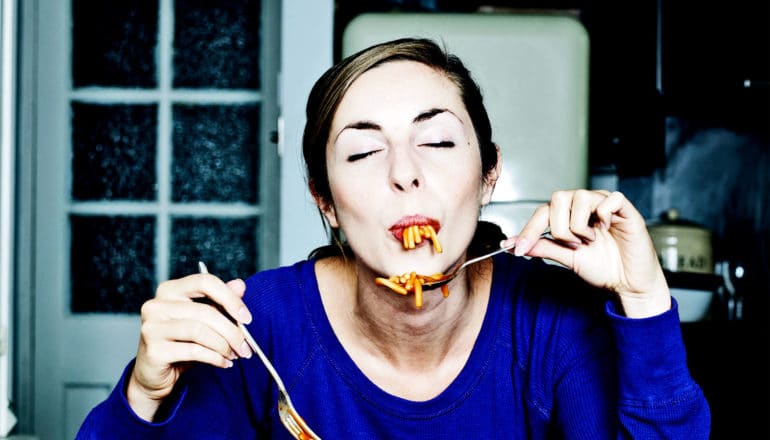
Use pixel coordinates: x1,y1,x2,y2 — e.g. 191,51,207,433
524,237,576,270
226,279,246,298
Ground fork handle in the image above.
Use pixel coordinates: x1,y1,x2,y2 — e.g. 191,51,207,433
463,241,517,267
197,262,289,392
239,323,290,391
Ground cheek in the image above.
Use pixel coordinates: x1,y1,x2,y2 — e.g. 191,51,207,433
433,156,484,199
327,176,374,226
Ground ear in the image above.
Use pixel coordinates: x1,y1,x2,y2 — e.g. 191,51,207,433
319,199,339,228
480,145,502,206
309,180,339,228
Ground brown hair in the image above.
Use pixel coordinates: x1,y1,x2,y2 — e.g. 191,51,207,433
303,38,502,257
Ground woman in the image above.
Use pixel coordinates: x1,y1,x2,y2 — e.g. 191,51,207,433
78,38,710,438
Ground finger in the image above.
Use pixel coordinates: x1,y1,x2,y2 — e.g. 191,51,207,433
146,318,238,360
525,236,576,269
142,299,252,358
568,189,601,242
188,302,253,359
548,190,582,246
500,235,518,251
595,190,635,231
226,278,246,298
156,273,252,325
514,203,551,256
197,273,253,324
144,338,235,370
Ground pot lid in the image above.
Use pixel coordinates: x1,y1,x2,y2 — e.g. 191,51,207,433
648,208,709,230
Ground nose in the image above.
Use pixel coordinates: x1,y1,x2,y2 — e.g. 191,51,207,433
389,147,422,192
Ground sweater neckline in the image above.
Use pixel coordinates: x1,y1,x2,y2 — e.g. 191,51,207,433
299,255,506,420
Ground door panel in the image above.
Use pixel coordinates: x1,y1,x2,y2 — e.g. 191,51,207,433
63,385,110,440
33,1,279,438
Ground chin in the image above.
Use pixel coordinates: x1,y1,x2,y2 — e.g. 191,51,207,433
385,254,454,278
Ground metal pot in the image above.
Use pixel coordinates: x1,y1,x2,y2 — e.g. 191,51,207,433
648,208,714,274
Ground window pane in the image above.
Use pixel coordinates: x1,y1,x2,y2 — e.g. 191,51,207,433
70,215,156,313
72,0,159,87
173,0,261,88
170,217,258,281
71,103,158,201
171,104,259,203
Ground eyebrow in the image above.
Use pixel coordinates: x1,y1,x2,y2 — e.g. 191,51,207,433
413,108,452,124
334,108,463,141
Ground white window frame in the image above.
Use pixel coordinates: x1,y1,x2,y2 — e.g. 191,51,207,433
0,0,18,434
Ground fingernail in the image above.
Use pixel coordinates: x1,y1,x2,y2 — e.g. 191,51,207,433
238,306,252,324
225,360,234,368
514,238,528,257
240,341,252,359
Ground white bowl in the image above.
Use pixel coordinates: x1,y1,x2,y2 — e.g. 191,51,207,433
670,288,713,322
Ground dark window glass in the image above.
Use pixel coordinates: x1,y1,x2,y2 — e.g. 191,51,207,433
72,103,157,201
169,217,258,281
172,104,259,203
173,0,261,88
72,0,158,87
71,215,156,313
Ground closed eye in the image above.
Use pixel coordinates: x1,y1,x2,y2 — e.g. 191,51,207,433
347,149,382,162
421,141,455,148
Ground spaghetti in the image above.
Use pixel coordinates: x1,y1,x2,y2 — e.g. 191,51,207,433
375,225,449,307
401,224,442,253
374,272,450,308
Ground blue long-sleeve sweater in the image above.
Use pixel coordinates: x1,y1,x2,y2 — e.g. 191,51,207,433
77,254,710,438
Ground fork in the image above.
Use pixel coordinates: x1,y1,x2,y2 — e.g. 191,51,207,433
422,232,551,291
420,242,516,291
198,262,322,439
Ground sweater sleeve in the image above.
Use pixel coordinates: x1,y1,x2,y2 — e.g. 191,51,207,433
605,298,711,438
76,359,263,439
75,359,186,439
546,296,710,439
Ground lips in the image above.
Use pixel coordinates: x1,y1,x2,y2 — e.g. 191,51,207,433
388,215,440,242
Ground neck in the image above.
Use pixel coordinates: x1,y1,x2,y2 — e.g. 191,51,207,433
317,256,493,371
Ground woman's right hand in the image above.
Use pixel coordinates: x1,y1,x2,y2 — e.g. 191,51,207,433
126,272,253,421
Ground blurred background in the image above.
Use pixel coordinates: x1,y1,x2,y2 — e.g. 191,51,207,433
0,0,766,438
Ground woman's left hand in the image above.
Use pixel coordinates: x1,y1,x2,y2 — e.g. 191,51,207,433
508,190,671,318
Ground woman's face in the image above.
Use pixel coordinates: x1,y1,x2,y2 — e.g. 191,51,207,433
322,60,497,277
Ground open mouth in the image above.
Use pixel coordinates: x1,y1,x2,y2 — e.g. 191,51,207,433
388,215,440,244
378,215,446,308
